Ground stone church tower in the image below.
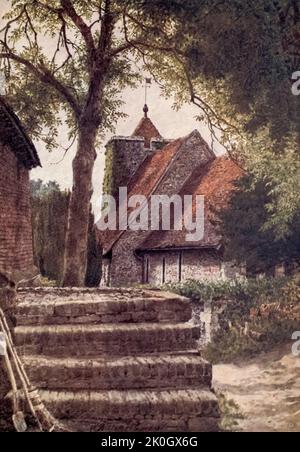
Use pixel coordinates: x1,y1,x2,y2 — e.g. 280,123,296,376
103,105,168,200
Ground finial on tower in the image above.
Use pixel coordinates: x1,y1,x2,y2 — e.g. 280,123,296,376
143,104,149,118
144,78,152,118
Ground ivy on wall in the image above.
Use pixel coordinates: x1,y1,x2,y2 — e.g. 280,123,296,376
102,144,115,199
102,142,132,201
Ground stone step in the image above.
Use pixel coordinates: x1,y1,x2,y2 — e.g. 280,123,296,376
31,388,220,432
22,354,212,390
15,323,200,357
15,289,191,326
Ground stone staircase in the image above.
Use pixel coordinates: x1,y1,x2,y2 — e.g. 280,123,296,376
13,288,220,432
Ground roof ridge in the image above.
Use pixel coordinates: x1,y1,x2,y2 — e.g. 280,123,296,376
0,96,41,169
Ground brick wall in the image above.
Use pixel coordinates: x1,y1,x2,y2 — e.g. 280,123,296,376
0,143,35,278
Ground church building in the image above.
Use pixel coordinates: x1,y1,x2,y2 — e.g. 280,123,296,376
98,105,243,287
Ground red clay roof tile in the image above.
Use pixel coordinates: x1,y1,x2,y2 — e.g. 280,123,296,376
98,138,183,254
132,117,162,148
139,156,244,250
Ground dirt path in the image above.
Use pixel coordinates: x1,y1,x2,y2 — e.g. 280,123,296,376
213,343,300,432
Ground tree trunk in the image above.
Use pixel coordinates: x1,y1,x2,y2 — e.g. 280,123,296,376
61,3,114,287
62,125,98,287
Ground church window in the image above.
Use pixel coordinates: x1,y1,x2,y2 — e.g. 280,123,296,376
162,257,166,284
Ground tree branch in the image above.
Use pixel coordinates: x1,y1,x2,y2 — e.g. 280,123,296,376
24,5,38,49
60,0,96,67
0,51,81,118
79,0,115,127
112,11,182,58
97,0,114,58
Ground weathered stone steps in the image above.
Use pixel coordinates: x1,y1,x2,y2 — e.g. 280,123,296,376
22,354,212,390
15,290,191,325
15,323,200,357
64,416,219,433
34,388,220,432
14,288,220,432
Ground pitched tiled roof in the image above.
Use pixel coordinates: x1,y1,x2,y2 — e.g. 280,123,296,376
132,117,162,148
0,97,41,169
97,124,244,256
98,137,184,255
139,156,244,251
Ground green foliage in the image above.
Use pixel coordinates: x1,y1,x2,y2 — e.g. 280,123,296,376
0,0,208,148
206,276,300,363
31,179,70,282
3,1,300,260
166,277,299,363
165,277,287,306
30,179,61,197
204,317,299,364
146,1,300,243
1,1,142,148
243,132,300,239
150,0,293,139
220,175,300,273
31,180,102,285
102,144,115,199
217,393,244,432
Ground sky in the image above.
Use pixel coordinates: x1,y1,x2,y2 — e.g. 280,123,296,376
1,0,224,220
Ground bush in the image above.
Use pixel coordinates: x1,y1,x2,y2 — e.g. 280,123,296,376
204,318,299,364
217,393,244,432
165,277,287,306
165,277,299,363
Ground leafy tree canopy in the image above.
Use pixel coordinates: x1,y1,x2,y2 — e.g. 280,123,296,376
221,175,300,274
147,0,300,241
1,0,220,284
30,179,61,197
